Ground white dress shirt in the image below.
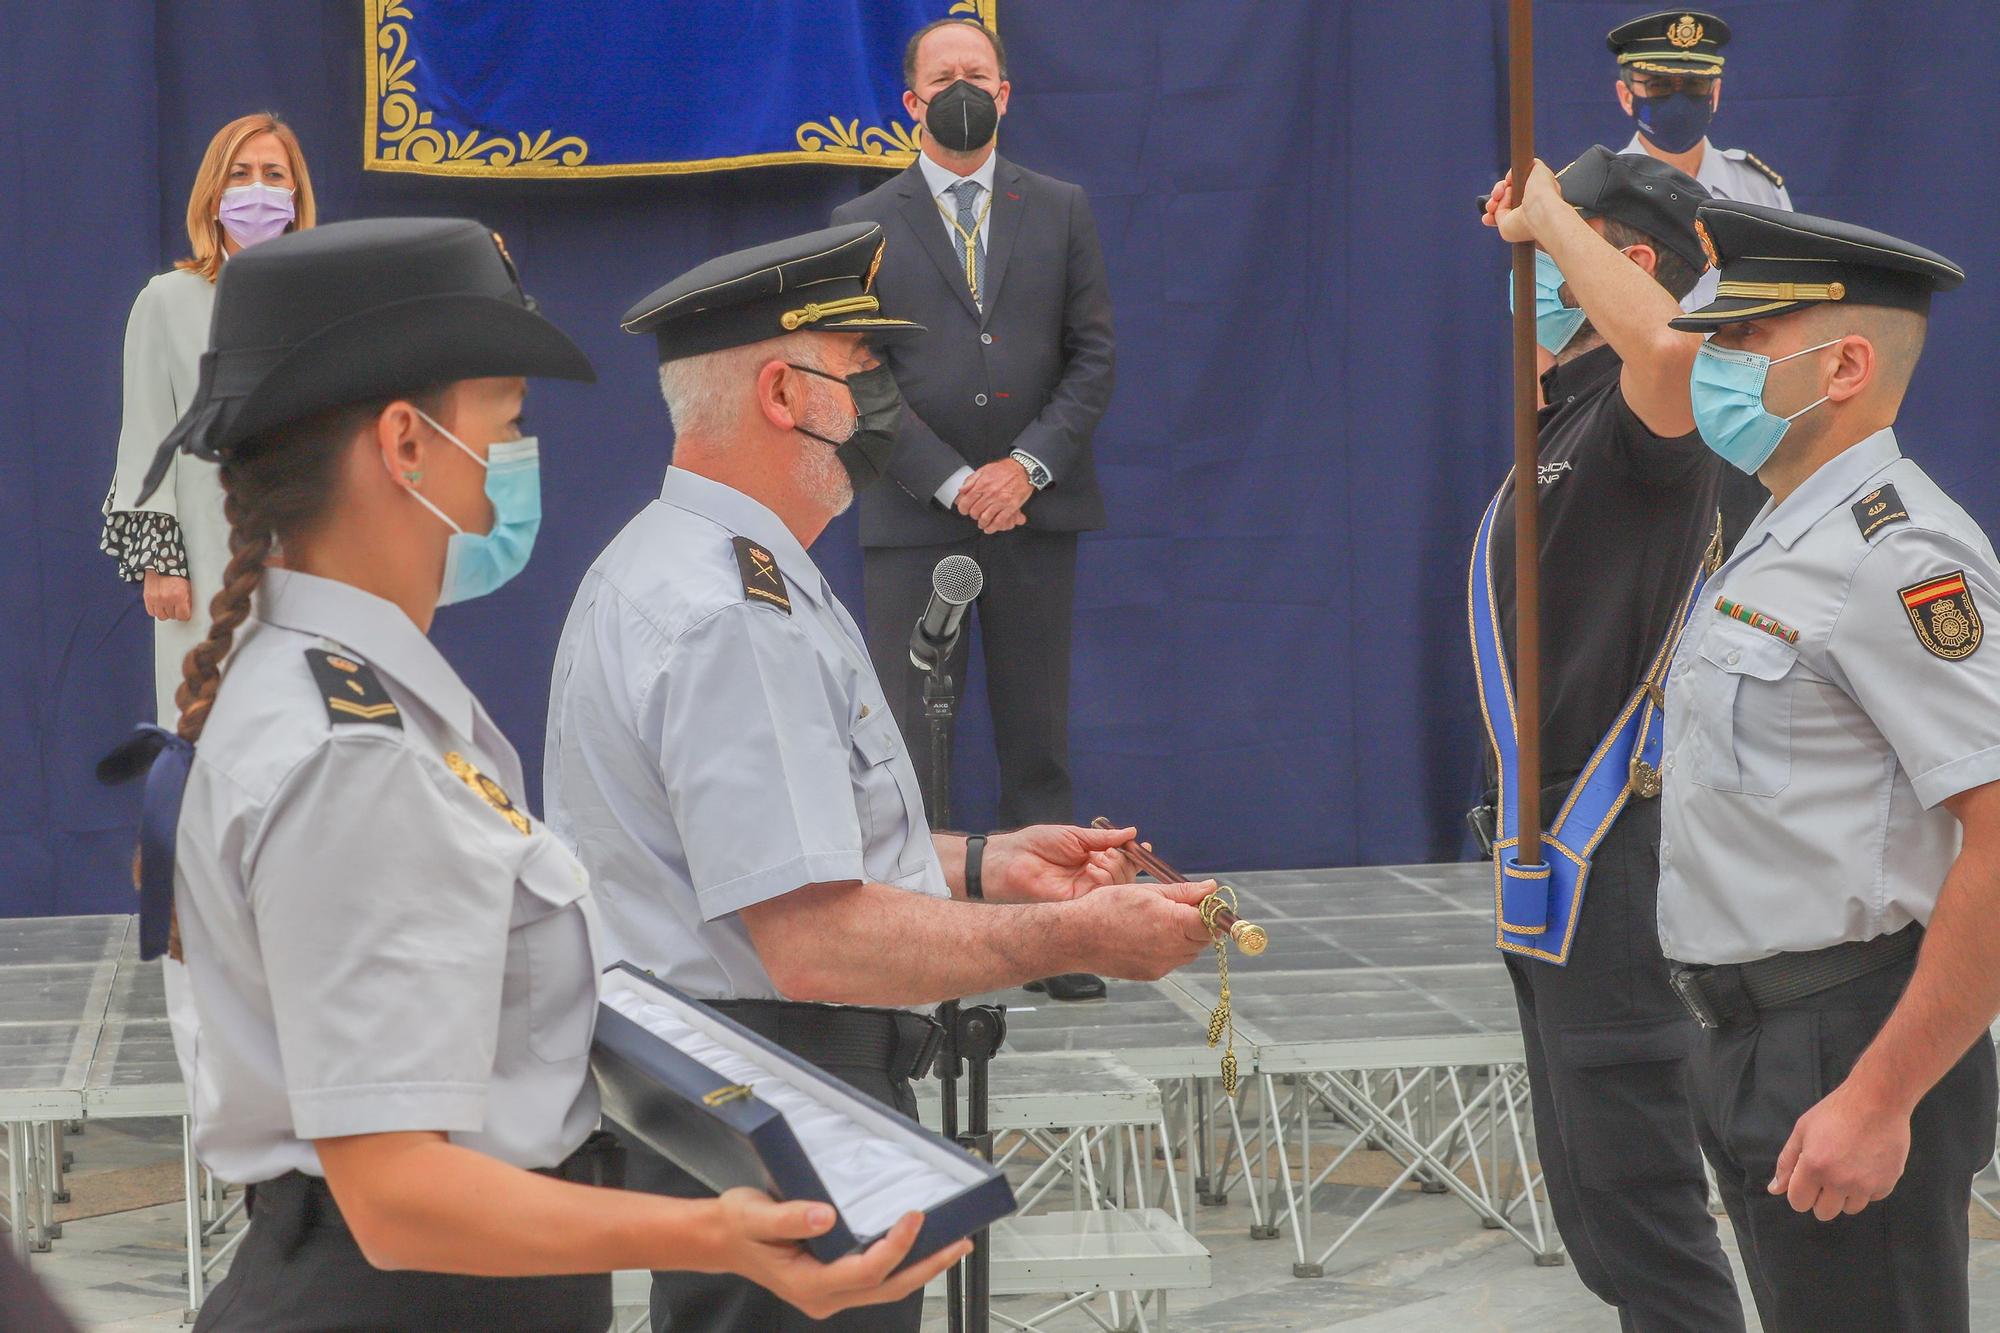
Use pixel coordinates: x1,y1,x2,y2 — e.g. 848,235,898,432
913,151,1049,506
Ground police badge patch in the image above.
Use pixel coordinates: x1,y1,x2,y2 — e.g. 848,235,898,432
1667,14,1705,48
1900,571,1983,661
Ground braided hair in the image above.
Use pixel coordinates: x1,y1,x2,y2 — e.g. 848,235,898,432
155,388,446,957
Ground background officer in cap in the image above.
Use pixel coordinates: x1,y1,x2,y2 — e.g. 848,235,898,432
545,221,1213,1333
1609,8,1794,536
1481,148,1746,1331
1610,10,1793,215
110,217,965,1331
1661,200,1998,1331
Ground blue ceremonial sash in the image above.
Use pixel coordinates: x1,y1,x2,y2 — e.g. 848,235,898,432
96,725,195,961
1468,481,1708,965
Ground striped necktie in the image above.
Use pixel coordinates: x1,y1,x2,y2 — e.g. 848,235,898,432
947,179,987,307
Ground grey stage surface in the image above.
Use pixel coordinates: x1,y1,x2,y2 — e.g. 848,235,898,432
981,862,1521,1076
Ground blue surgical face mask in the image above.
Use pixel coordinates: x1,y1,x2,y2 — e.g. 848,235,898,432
400,408,542,606
1688,337,1840,474
1509,249,1587,355
1632,89,1715,155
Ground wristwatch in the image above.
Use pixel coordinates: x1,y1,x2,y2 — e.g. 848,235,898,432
1009,450,1052,490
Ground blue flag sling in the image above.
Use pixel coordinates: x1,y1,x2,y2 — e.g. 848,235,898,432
1468,480,1712,965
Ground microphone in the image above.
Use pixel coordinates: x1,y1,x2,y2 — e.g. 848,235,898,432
909,555,983,672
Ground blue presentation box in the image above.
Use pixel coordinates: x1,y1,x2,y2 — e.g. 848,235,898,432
592,964,1016,1268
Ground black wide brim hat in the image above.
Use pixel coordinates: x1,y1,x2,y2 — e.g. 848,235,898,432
138,218,594,504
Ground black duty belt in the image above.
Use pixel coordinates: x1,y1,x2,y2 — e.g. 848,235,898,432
706,999,942,1082
1669,926,1921,1030
244,1131,624,1255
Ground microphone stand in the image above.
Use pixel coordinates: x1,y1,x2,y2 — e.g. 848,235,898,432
916,631,1003,1333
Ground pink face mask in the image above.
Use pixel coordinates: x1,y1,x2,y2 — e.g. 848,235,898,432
218,183,295,249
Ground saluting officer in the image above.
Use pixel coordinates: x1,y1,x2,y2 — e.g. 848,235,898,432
545,222,1216,1333
1480,149,1746,1331
1661,202,1997,1332
101,218,964,1332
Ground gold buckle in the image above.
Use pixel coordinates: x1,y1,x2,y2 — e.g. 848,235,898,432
1629,758,1662,799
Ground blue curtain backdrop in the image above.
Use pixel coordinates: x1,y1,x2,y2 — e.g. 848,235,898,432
3,1,1997,916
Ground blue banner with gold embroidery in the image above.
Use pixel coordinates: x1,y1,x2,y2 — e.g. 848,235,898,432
365,0,997,178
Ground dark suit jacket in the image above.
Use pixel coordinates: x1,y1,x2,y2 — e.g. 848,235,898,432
832,156,1115,547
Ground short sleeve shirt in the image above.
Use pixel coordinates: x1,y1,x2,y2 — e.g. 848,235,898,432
544,468,947,1001
1491,344,1722,793
1658,429,2000,963
173,570,602,1184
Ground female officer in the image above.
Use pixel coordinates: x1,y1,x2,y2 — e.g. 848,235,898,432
107,217,963,1331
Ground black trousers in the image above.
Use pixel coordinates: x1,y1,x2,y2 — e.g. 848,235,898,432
1503,798,1746,1333
1687,954,1998,1332
193,1172,609,1332
863,530,1078,828
637,1059,924,1333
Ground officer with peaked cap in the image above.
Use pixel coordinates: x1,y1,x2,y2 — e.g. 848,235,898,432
1479,148,1748,1330
98,217,966,1330
1609,10,1792,214
544,220,1217,1331
1608,7,1796,537
1659,201,1997,1331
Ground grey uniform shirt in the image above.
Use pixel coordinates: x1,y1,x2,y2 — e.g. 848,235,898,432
173,569,601,1184
1659,429,2000,964
545,468,948,1001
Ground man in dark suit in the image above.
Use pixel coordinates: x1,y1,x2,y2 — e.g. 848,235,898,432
832,20,1114,999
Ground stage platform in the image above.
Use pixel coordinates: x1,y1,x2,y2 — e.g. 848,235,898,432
972,862,1549,1275
3,861,1546,1317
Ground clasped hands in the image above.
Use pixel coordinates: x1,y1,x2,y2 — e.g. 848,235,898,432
953,458,1034,534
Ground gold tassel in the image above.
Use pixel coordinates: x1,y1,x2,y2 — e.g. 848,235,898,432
1202,887,1240,1095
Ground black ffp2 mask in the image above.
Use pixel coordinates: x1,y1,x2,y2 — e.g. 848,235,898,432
790,362,904,491
922,80,999,153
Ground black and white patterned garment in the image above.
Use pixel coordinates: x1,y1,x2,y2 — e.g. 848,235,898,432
99,480,190,582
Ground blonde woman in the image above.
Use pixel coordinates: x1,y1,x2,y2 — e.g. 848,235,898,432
102,113,317,725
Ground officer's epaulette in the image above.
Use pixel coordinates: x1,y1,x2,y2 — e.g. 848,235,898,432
732,535,792,615
1852,483,1910,542
305,649,403,728
1733,149,1784,189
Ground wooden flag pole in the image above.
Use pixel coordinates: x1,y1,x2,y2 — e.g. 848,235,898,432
1508,0,1543,867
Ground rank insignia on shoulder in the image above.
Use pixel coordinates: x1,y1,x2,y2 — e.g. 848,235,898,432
1901,572,1983,661
1740,151,1783,188
733,535,792,615
1852,484,1909,540
444,752,532,836
305,649,402,728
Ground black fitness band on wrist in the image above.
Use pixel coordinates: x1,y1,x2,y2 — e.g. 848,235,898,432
965,833,988,901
